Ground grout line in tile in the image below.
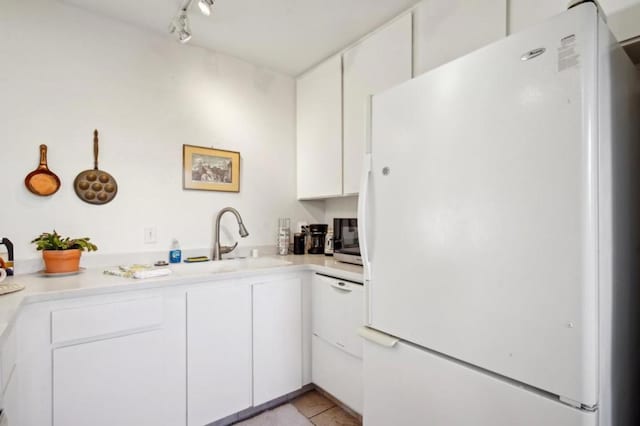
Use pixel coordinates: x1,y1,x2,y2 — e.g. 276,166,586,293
313,386,362,422
291,389,337,419
307,404,336,420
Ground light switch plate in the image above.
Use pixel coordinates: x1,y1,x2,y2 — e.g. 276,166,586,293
144,227,157,244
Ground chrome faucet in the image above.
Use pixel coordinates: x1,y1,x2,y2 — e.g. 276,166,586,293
212,207,249,260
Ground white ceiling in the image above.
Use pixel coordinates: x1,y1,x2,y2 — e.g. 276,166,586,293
63,0,421,75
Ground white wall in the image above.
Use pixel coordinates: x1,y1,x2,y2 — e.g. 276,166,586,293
0,0,323,261
324,196,358,226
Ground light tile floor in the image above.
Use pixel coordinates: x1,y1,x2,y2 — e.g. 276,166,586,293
235,404,311,426
235,391,361,426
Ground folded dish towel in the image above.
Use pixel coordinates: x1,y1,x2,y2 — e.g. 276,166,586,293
132,268,172,279
104,265,172,279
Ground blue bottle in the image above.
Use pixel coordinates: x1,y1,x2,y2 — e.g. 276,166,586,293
169,239,182,264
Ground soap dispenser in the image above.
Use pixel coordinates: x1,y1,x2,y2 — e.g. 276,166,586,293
169,239,182,264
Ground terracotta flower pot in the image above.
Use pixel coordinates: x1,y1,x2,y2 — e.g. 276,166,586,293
42,249,82,273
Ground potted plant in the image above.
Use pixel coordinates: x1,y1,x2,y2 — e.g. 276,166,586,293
31,230,98,273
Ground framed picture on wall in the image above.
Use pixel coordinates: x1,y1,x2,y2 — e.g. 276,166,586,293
182,144,240,192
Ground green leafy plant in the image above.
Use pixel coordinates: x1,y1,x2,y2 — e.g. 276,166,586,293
31,230,98,252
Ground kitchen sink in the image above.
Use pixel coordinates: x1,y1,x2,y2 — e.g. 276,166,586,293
170,256,292,275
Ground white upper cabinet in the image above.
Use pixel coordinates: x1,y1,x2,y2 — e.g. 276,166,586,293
297,1,508,199
342,14,413,195
296,55,343,200
508,0,565,35
414,0,506,75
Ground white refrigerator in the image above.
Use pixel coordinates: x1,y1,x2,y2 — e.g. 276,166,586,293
358,3,640,426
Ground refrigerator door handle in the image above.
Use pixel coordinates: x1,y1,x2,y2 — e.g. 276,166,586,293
358,153,372,281
357,326,399,348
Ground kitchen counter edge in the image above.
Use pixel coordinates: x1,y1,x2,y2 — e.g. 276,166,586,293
0,255,363,343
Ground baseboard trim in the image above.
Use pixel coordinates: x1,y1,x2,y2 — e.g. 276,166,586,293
207,384,315,426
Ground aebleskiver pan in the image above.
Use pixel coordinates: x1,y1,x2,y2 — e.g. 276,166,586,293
73,130,118,205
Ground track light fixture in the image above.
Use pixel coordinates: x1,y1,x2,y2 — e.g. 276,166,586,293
169,7,192,44
169,0,216,44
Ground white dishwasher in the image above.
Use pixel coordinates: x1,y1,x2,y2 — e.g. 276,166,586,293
311,273,364,414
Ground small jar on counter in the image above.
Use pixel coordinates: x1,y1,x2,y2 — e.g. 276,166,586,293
293,233,306,255
324,228,334,256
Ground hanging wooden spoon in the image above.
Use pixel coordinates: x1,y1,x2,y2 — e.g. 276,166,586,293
24,144,61,196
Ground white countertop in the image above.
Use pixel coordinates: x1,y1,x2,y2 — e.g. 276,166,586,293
0,254,363,340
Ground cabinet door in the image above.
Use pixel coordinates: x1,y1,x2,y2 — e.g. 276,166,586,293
312,336,362,414
253,277,302,405
296,55,343,199
53,330,184,426
2,366,18,426
414,0,506,75
187,283,252,426
508,0,565,35
52,292,185,426
343,13,413,195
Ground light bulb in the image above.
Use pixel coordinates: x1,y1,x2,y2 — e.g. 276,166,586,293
198,0,214,16
178,29,192,43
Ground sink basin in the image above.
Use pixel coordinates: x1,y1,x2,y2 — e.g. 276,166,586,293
170,257,292,275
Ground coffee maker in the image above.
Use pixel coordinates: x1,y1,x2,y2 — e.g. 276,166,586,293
308,224,328,254
0,238,14,276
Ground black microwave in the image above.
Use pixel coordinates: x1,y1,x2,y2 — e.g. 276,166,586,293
333,218,362,266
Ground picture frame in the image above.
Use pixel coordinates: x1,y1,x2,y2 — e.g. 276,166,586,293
182,144,240,192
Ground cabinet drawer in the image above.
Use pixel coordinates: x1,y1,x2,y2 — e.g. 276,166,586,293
312,274,364,358
0,325,16,394
51,296,163,344
312,335,362,414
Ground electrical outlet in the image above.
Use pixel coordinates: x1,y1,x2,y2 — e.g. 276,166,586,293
144,227,157,244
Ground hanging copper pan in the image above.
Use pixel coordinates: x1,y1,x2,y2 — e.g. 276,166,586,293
73,130,118,205
24,144,61,196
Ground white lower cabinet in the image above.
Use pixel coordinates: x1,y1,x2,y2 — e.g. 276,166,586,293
1,363,18,426
187,282,252,426
312,336,362,414
51,291,186,426
17,289,186,426
312,275,364,358
311,274,364,414
0,324,17,425
253,277,303,405
53,330,182,426
13,272,309,426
